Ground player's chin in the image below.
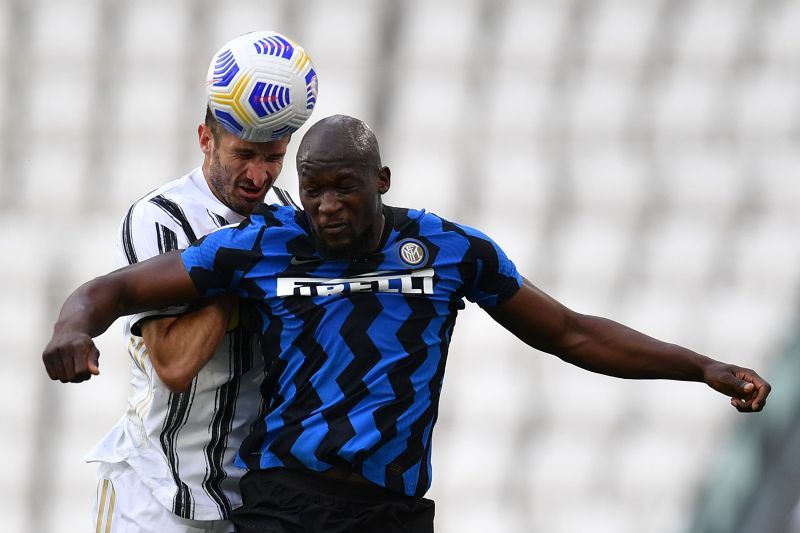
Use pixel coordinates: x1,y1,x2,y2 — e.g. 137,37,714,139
316,235,354,260
231,196,263,215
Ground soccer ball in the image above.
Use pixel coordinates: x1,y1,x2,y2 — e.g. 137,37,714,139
206,31,318,142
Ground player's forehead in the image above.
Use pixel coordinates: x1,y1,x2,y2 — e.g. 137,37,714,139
298,159,371,183
219,130,289,154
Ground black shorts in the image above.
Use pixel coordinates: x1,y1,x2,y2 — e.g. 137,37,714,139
230,468,435,533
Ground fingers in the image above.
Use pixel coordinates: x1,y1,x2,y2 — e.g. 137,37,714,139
87,347,101,375
736,380,755,395
43,347,66,381
42,336,100,383
750,381,771,411
731,396,762,412
71,344,99,382
730,394,766,412
707,363,772,413
728,375,771,413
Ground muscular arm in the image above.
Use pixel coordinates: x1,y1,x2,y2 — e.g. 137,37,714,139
140,294,236,393
487,279,771,412
43,251,200,383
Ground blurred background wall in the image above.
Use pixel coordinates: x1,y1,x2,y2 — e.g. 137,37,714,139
1,0,799,531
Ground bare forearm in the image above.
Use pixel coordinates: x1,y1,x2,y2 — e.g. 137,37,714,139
43,252,202,383
551,313,713,381
490,282,770,411
142,296,234,392
54,268,196,338
54,277,130,338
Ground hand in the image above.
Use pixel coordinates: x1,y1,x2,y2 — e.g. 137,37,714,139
42,330,100,383
703,361,771,412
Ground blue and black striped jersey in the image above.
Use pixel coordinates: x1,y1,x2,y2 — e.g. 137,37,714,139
181,204,523,497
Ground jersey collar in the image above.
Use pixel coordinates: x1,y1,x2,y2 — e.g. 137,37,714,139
189,167,246,224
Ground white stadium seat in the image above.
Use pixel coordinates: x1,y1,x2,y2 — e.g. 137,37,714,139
583,0,662,70
118,0,189,63
299,0,381,65
672,0,754,68
568,148,648,218
30,0,102,61
760,0,800,65
737,66,800,139
205,1,289,49
656,148,746,220
569,68,639,141
652,71,720,139
397,0,481,71
497,0,570,74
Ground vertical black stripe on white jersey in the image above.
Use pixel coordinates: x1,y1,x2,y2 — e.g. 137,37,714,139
154,212,193,516
122,204,139,265
149,195,198,243
159,381,197,518
201,328,253,517
207,210,229,228
155,223,179,254
273,187,299,210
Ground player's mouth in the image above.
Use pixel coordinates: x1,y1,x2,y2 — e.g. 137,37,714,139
238,183,266,201
322,222,347,233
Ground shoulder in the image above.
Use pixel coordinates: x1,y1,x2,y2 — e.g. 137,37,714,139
195,204,304,249
122,174,198,224
266,186,300,210
392,206,507,261
250,203,305,229
389,206,477,239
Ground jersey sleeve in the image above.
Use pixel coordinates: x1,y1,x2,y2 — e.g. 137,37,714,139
118,200,194,265
459,225,523,309
117,200,194,330
180,220,262,299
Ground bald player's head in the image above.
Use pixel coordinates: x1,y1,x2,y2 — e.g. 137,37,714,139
297,115,382,171
296,115,391,260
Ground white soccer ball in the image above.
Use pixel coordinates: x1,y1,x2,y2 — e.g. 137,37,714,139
206,31,318,142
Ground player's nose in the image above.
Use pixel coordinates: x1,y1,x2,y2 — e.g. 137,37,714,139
318,190,340,214
245,160,274,188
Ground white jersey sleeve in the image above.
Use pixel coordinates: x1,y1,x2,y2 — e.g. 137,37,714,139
117,196,196,331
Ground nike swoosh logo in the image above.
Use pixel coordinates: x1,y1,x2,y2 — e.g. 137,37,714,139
290,257,320,266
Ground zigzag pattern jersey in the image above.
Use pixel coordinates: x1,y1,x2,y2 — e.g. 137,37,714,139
181,204,523,497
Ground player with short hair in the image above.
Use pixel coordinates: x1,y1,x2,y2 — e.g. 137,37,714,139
84,32,313,533
45,115,771,533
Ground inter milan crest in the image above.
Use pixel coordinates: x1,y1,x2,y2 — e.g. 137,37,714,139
398,239,428,267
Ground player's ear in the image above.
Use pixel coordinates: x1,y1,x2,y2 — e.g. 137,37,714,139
377,166,391,195
198,124,214,155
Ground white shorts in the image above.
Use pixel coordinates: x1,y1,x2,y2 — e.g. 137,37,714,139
93,461,234,533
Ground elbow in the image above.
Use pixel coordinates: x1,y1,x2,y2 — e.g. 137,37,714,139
155,364,194,393
147,348,194,393
547,311,592,360
162,376,193,394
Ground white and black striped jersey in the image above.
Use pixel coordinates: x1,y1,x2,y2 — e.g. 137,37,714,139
85,167,298,520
